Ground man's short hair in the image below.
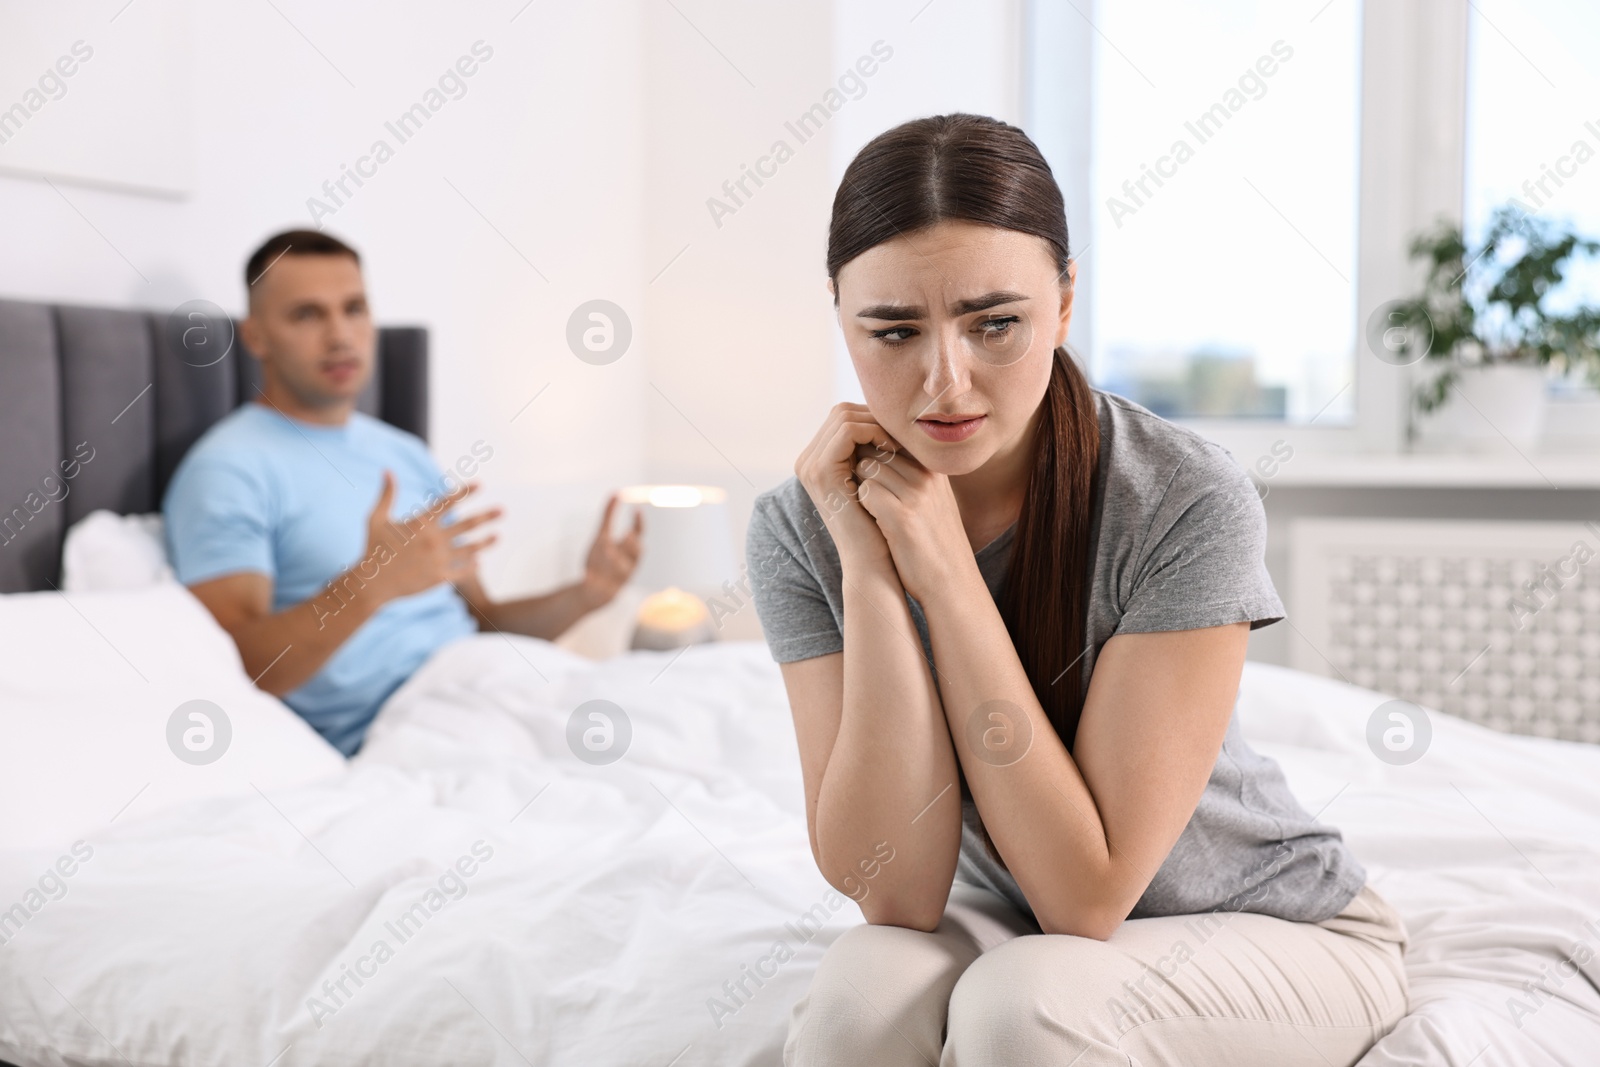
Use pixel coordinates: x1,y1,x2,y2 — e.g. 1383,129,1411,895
244,229,361,290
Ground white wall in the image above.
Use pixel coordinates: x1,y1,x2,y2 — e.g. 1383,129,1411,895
0,0,647,598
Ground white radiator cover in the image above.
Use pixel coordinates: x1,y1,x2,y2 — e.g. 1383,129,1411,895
1288,518,1600,744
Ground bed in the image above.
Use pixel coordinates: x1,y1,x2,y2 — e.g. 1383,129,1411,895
1,298,1598,1066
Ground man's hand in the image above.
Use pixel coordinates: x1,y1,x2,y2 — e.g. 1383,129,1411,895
186,471,502,699
580,493,644,608
366,471,501,604
454,491,644,641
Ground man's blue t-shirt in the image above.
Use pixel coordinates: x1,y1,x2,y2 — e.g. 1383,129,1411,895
162,403,478,755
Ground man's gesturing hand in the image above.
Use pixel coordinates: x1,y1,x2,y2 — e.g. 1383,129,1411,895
364,471,501,603
581,493,643,608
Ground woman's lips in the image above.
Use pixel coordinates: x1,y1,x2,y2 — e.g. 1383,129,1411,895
916,414,985,442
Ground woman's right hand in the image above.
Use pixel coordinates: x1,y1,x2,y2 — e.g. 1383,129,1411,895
795,402,902,574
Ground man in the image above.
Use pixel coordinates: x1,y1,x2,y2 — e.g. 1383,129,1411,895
163,229,642,756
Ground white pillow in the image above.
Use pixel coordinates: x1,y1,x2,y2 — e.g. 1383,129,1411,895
0,583,347,851
61,509,174,591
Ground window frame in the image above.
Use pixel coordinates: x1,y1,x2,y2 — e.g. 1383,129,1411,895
1022,0,1474,459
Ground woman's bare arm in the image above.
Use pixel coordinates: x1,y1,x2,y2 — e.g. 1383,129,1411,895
778,403,965,931
779,561,963,931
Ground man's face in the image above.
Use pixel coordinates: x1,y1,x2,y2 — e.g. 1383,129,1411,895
242,254,374,410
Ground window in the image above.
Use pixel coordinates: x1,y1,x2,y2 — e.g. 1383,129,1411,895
1085,0,1362,424
1463,0,1600,401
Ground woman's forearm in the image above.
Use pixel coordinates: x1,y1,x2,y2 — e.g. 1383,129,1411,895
813,561,964,931
919,566,1127,938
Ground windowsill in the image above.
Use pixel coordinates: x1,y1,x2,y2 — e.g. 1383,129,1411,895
1172,395,1600,489
1260,451,1600,489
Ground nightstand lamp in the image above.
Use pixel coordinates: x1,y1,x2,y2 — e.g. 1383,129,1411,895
620,484,735,651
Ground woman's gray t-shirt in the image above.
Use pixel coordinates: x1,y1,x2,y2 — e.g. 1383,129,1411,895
744,388,1366,925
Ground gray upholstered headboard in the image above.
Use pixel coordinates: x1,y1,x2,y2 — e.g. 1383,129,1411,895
0,298,429,594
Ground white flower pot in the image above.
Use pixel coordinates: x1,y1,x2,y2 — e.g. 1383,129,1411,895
1439,363,1548,452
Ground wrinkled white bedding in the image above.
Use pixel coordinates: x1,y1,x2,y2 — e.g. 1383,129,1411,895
0,636,1596,1066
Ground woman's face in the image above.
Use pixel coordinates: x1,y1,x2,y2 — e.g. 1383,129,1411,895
832,219,1075,477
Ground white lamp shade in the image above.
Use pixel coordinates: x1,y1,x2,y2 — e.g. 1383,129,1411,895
619,485,737,594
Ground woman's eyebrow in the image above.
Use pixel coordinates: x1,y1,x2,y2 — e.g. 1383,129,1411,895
951,290,1028,314
856,302,924,320
855,290,1028,320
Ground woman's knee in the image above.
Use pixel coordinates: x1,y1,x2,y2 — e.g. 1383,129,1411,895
787,921,981,1067
944,935,1124,1064
799,922,914,1012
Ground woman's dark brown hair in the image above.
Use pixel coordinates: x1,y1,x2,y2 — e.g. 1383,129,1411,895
826,113,1101,871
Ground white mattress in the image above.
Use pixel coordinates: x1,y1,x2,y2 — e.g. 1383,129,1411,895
0,636,1597,1066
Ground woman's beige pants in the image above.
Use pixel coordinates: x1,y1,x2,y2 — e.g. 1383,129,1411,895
784,878,1409,1066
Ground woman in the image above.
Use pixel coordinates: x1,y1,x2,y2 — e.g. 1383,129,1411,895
744,113,1409,1066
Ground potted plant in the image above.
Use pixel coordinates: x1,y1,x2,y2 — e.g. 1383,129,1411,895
1384,204,1600,450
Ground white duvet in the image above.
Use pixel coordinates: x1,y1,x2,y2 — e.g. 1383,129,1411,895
1,636,1597,1066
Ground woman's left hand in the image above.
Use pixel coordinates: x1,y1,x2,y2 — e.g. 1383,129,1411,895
852,445,980,604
